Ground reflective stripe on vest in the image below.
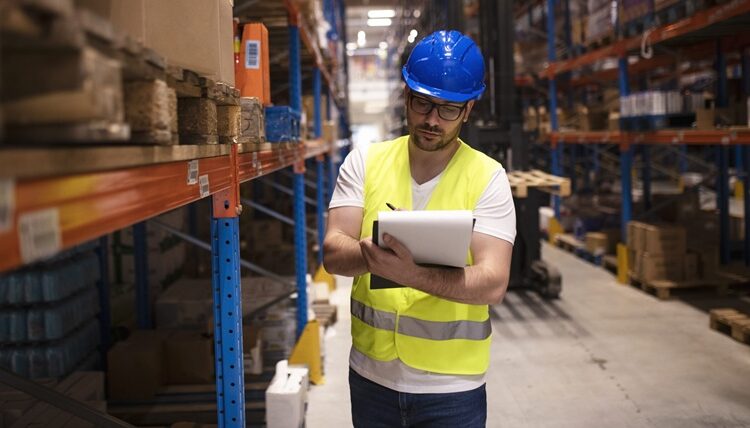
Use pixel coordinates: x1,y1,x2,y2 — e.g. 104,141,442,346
351,299,491,341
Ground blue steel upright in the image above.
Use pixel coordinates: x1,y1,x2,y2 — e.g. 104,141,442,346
642,146,651,211
96,236,111,369
290,21,308,338
133,221,151,329
314,67,326,264
618,56,633,243
546,0,561,218
743,48,750,266
210,215,245,427
716,42,730,265
744,147,750,266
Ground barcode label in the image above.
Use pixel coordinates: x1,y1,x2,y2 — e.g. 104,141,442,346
187,160,199,185
245,40,260,69
199,175,210,198
0,179,14,233
18,208,61,264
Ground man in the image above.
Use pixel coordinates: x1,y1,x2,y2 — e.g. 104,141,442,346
323,30,516,427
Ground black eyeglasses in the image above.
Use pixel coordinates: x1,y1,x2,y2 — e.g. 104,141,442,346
408,93,467,121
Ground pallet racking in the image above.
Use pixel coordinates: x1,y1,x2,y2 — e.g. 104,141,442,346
0,0,350,426
530,0,750,267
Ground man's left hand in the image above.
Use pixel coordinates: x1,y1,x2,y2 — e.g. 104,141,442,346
359,233,418,284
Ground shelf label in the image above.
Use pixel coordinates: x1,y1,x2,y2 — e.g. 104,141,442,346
199,175,210,198
18,208,61,264
0,179,14,233
245,40,260,69
187,160,199,185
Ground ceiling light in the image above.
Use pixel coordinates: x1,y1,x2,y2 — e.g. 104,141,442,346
368,9,396,19
357,30,366,47
379,41,388,50
367,18,392,27
409,29,418,38
413,9,421,18
346,42,357,51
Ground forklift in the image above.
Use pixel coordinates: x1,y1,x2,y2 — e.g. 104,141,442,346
454,0,564,298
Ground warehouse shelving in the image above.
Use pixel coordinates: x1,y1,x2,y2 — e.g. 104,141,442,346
0,0,350,426
533,0,750,270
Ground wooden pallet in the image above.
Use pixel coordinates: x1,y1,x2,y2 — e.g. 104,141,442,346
709,308,750,345
629,273,729,300
554,233,584,252
507,169,571,198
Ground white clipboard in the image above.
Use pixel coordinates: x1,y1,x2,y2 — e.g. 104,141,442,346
371,210,474,289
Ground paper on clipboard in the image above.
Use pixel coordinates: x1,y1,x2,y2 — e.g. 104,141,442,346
375,210,474,268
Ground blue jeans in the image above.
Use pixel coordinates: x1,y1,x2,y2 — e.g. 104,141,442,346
349,368,487,428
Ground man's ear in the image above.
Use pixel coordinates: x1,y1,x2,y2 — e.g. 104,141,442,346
463,100,475,122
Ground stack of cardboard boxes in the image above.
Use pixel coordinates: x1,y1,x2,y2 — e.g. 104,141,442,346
628,214,718,283
107,276,283,401
628,222,691,282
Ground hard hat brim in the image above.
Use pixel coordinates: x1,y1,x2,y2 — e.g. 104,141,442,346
402,67,485,103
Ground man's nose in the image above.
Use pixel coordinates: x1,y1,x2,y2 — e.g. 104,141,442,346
424,107,441,127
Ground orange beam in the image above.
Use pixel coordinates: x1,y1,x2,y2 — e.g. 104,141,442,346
0,156,232,273
0,140,338,273
550,130,750,145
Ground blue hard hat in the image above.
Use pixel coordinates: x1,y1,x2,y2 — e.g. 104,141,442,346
402,30,486,103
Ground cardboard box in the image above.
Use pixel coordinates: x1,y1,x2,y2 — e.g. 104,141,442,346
3,48,124,125
239,97,265,143
155,279,214,332
698,248,719,278
107,331,166,400
627,221,648,252
243,323,263,375
641,253,685,281
685,252,699,280
164,331,215,385
585,232,609,256
80,0,234,85
237,23,271,104
695,108,715,130
643,224,686,255
322,120,338,144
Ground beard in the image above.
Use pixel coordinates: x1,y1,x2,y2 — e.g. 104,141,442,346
409,122,462,152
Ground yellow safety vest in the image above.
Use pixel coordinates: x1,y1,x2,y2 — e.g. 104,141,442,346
351,135,502,375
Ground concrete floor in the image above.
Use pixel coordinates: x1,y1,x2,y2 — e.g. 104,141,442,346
306,243,750,428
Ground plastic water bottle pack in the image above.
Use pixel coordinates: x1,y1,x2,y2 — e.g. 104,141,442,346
0,319,101,379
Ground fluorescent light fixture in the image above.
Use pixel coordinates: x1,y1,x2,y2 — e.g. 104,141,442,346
407,29,418,44
368,9,396,19
379,41,388,50
367,18,392,27
346,42,357,51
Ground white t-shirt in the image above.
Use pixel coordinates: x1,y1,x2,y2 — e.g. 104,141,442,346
329,143,517,394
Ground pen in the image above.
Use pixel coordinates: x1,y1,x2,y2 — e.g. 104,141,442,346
386,202,397,211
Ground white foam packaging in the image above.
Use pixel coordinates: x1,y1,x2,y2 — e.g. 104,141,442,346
266,360,310,428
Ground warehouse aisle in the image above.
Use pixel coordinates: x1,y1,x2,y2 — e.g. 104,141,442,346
306,243,750,428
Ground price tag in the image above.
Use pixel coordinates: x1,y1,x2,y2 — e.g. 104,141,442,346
187,160,199,185
18,208,61,263
199,175,210,198
0,179,14,233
